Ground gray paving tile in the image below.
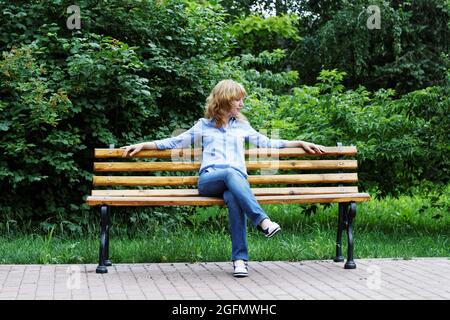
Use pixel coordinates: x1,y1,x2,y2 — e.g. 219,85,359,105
0,258,448,300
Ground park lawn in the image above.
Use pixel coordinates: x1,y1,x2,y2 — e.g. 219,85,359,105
0,191,448,264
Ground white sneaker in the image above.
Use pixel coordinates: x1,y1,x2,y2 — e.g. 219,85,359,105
257,221,281,238
233,261,248,278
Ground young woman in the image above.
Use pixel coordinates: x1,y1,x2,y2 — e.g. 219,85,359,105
122,79,325,277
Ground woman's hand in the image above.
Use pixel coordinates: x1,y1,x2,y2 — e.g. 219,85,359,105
121,143,145,157
300,141,326,154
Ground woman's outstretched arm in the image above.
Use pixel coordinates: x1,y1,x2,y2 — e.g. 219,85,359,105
246,125,325,154
121,119,204,157
121,142,157,157
284,140,326,154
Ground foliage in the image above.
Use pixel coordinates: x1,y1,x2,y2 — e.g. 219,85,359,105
244,69,450,195
289,0,450,93
0,0,234,227
220,0,305,17
0,0,448,231
222,0,450,94
229,13,301,54
0,33,155,222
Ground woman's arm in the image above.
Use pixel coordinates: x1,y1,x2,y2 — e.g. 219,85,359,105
246,125,325,154
121,141,157,157
284,140,326,154
121,119,204,157
246,126,289,148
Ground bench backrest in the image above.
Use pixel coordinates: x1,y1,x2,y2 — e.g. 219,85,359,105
91,146,361,197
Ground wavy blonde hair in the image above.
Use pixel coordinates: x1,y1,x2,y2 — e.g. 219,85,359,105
204,79,248,128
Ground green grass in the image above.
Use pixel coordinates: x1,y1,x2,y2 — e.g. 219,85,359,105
0,188,448,264
0,228,448,264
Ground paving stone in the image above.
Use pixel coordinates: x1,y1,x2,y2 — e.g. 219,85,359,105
0,258,448,300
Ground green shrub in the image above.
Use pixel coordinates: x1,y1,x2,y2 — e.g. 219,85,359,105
0,1,448,233
0,0,232,230
0,0,298,231
244,69,450,195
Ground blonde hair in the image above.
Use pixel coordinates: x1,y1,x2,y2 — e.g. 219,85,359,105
205,79,248,128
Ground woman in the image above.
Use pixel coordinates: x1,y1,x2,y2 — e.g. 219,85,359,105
122,79,325,277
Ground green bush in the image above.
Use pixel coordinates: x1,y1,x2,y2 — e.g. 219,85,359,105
0,1,448,234
0,33,155,222
244,69,450,195
0,0,233,230
0,0,300,232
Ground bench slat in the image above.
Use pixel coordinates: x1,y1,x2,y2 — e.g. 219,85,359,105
86,193,371,206
94,146,357,158
93,173,358,186
91,186,359,197
94,160,358,172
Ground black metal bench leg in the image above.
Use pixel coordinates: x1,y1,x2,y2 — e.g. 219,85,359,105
105,205,112,267
333,203,346,262
344,202,357,269
96,205,109,274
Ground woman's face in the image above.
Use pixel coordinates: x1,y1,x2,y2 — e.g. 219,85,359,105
229,97,244,117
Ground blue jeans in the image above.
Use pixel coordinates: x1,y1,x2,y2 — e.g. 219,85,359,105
198,168,269,261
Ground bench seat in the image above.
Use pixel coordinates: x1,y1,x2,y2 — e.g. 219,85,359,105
87,192,370,206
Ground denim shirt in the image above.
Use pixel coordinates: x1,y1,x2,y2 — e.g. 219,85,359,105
154,118,289,178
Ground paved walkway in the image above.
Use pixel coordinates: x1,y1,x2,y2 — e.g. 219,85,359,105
0,258,448,300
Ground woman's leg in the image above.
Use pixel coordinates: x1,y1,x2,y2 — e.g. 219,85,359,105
198,168,278,261
197,170,227,197
199,168,269,226
198,169,252,262
223,190,248,261
221,168,269,227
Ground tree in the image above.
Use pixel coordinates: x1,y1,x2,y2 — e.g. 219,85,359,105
291,0,450,93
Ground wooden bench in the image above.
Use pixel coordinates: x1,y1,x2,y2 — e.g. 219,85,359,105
86,143,371,273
